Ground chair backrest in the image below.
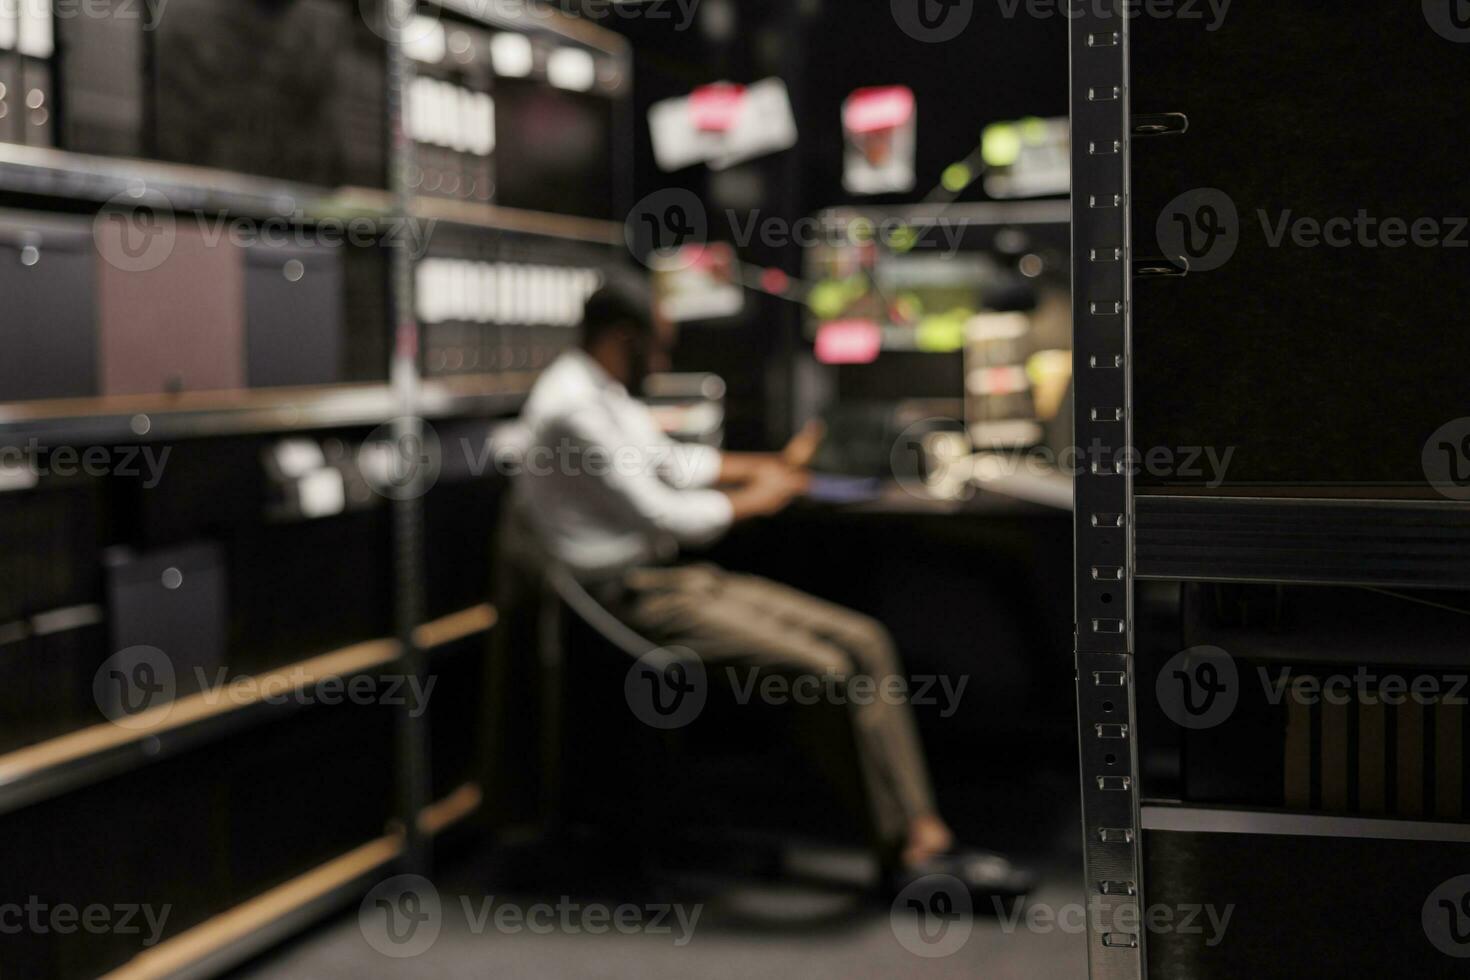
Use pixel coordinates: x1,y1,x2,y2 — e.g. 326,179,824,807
497,482,677,668
544,565,661,663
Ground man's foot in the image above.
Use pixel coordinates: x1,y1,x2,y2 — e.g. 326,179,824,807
887,849,1037,900
887,814,1036,900
902,814,955,868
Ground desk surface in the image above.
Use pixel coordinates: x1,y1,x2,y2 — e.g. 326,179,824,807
798,470,1072,519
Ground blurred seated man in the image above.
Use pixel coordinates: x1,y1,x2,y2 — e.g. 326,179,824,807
517,275,1032,897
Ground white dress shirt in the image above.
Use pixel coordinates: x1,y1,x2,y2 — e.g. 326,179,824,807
517,349,732,579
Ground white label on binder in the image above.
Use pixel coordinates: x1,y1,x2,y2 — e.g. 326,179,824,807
403,17,446,65
415,259,436,324
272,439,326,480
0,455,38,493
547,47,596,93
490,32,533,78
497,264,514,324
298,468,346,519
408,77,430,144
0,3,16,51
488,260,505,321
472,93,495,156
16,0,51,58
434,81,456,148
452,86,473,154
450,260,471,322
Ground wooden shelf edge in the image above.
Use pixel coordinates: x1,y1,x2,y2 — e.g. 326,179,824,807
0,638,403,790
0,142,394,216
410,195,623,245
418,782,485,836
415,604,498,651
101,832,404,980
0,382,396,427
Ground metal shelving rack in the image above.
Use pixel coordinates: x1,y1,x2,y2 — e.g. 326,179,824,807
0,0,631,975
1072,7,1470,978
1069,6,1144,979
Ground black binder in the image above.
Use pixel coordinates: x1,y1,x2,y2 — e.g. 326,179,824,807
56,0,146,156
0,210,98,401
0,52,22,144
151,0,385,187
245,239,346,388
103,542,228,707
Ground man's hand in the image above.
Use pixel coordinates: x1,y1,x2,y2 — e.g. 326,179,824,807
782,419,827,470
725,461,809,522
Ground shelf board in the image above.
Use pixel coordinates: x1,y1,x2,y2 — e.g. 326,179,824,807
1135,494,1470,590
414,604,499,651
433,0,631,56
1141,803,1470,843
419,373,535,420
0,143,622,246
0,375,534,447
0,141,393,220
419,782,484,836
0,638,402,817
0,383,405,447
411,194,623,245
101,832,403,980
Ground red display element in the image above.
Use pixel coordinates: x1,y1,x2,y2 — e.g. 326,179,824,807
842,86,915,135
815,319,882,365
689,83,747,133
759,267,790,295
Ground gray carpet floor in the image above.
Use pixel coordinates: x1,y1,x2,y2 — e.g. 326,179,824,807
233,847,1086,979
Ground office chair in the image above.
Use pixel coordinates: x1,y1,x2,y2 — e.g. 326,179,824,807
485,488,871,884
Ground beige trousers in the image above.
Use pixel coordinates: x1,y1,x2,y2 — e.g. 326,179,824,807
618,563,938,845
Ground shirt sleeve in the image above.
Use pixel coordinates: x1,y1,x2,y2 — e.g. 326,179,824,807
656,441,723,490
552,406,733,547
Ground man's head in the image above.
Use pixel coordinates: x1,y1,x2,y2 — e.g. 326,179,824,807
580,274,672,389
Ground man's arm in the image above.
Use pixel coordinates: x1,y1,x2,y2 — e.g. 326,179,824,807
716,420,828,487
717,452,784,486
721,463,809,522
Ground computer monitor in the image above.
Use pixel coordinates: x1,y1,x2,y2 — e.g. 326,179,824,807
803,201,1071,449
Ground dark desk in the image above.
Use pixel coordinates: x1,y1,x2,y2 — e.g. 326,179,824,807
704,477,1075,747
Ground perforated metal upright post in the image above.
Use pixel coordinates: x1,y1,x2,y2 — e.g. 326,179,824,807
386,0,432,874
1070,5,1143,978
